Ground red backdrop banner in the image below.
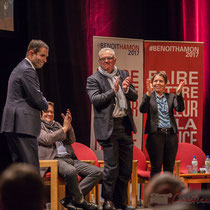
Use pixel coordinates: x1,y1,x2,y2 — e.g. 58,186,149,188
143,41,204,157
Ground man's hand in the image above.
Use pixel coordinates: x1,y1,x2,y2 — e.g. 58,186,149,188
122,77,131,92
61,109,72,133
114,75,120,93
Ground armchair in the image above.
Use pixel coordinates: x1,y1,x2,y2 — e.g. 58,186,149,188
39,160,65,210
176,142,207,187
176,142,206,174
132,145,180,207
71,142,100,204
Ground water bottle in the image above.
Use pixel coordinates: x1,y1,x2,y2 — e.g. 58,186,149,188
192,156,198,173
205,155,210,173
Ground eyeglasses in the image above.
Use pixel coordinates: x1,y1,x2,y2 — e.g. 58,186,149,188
99,56,114,61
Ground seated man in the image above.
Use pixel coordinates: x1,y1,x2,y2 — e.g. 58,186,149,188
38,101,102,210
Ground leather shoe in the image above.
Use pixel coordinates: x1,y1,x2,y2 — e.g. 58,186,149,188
103,201,115,210
72,199,98,210
120,205,135,210
60,198,77,210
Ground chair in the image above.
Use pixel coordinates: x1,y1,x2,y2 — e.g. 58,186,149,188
74,144,148,208
132,145,180,207
132,145,150,206
71,142,99,167
133,145,151,181
40,143,99,210
176,142,207,187
97,157,138,207
127,160,138,207
71,142,100,204
176,142,206,174
39,160,65,210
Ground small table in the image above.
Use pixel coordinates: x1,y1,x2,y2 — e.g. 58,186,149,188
179,173,210,186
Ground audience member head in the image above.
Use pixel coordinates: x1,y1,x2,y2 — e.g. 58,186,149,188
41,101,55,124
0,163,45,210
144,172,187,208
26,39,49,69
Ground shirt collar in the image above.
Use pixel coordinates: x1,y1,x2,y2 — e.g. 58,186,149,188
41,119,55,126
155,91,165,99
25,58,35,70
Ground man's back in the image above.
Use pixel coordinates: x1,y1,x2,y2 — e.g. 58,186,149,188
1,58,48,137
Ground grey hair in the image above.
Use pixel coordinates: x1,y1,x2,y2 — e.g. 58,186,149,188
98,47,116,58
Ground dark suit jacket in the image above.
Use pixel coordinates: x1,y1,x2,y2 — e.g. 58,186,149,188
86,69,138,140
1,58,48,137
139,91,185,134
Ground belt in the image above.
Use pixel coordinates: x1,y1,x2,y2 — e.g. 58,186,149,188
113,117,126,121
157,127,173,134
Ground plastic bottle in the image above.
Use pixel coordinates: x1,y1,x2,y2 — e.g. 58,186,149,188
192,155,198,173
205,155,210,173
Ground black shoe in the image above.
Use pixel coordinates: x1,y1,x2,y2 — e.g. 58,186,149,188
103,201,115,210
120,205,135,210
60,198,77,210
73,199,98,210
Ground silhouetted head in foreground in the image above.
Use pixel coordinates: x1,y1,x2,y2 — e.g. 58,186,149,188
0,163,44,210
144,172,187,208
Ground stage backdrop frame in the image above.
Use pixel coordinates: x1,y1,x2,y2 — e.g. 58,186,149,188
143,40,204,158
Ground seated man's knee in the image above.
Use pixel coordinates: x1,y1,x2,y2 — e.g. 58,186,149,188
62,166,78,180
96,168,103,179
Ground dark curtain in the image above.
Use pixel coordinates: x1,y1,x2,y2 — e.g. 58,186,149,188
181,0,210,155
23,1,92,145
0,0,209,172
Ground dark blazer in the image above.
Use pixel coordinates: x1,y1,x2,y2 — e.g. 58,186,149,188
86,69,138,140
139,91,184,134
1,58,48,137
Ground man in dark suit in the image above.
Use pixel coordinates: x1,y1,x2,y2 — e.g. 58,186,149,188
0,39,49,169
86,48,138,210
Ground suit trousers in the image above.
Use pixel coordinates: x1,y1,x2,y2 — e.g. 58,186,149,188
5,132,40,170
57,159,102,203
98,117,133,207
146,131,178,178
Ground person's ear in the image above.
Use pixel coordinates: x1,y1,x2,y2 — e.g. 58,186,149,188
29,50,35,57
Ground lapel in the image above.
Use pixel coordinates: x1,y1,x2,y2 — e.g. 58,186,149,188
164,93,171,109
97,71,112,91
151,91,158,112
118,69,125,87
23,58,36,72
97,69,125,90
151,92,171,111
